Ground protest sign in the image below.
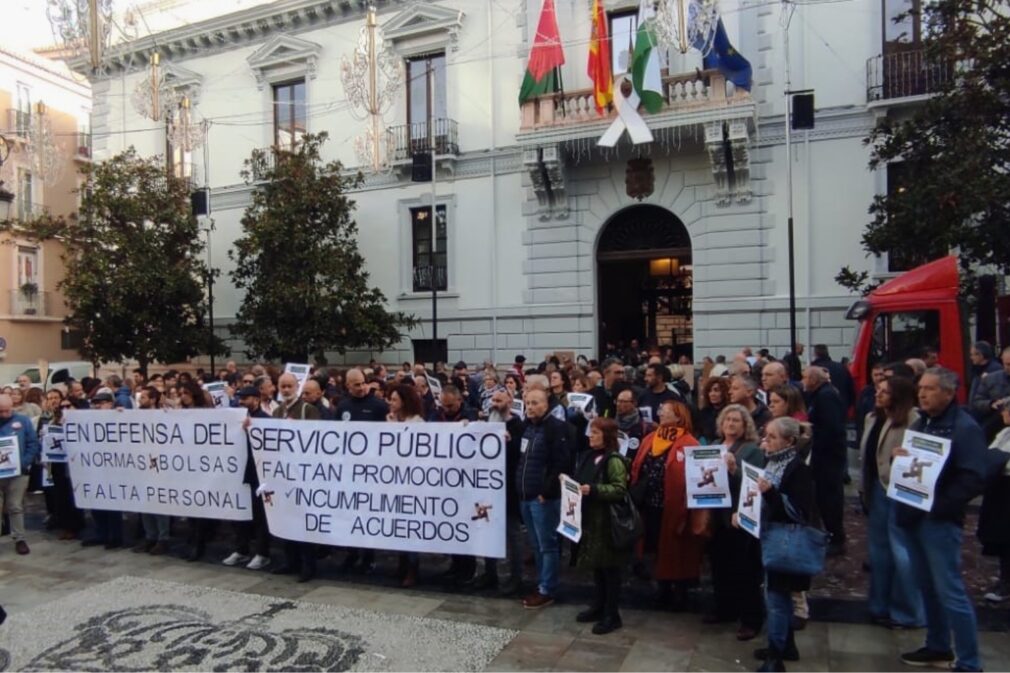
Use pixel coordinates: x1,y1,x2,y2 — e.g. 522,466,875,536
511,398,525,420
41,425,67,463
63,409,252,520
0,436,22,479
284,363,312,397
567,392,595,417
249,419,507,557
887,429,952,512
737,462,764,538
639,406,653,423
685,445,731,508
41,462,54,488
203,381,230,408
557,474,583,543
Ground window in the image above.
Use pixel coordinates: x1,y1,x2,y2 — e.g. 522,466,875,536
883,0,920,47
609,11,638,75
273,79,306,149
17,170,32,221
407,54,446,139
412,339,447,365
15,83,31,135
411,204,447,292
869,310,940,369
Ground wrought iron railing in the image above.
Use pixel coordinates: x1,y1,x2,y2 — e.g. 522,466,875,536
9,289,48,316
389,119,459,162
7,109,30,138
412,265,448,292
76,132,92,159
867,48,952,101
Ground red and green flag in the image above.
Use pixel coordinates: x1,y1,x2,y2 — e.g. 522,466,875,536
519,0,566,105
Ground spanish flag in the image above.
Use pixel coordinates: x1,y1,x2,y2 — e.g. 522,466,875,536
587,0,613,115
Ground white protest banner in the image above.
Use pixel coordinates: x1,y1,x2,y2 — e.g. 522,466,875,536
549,404,566,422
284,363,312,397
203,381,230,408
63,409,252,520
567,392,595,417
41,425,67,463
887,429,952,512
511,398,525,420
249,419,507,557
0,436,22,479
557,474,583,543
685,445,732,508
737,461,764,539
426,375,443,396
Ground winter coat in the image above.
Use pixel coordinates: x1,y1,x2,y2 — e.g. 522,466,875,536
897,402,989,528
969,358,1004,413
631,429,710,581
575,450,632,570
0,412,40,474
970,369,1010,438
762,453,815,593
805,382,847,470
517,414,572,501
859,408,918,499
977,428,1010,555
335,392,389,422
713,440,764,530
811,356,855,412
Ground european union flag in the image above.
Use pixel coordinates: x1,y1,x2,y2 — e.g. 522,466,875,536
703,19,752,91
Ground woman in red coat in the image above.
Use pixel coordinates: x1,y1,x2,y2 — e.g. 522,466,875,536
631,398,710,610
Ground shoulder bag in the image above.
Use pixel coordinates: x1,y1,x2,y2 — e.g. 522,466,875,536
600,454,643,550
761,494,828,576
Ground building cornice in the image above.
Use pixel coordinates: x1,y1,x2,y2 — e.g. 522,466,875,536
75,0,409,79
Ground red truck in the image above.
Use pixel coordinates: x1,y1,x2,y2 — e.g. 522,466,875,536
845,256,971,403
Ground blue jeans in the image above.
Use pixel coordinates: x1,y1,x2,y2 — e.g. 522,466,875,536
895,517,981,671
765,584,793,656
141,514,170,542
520,499,560,597
868,482,924,626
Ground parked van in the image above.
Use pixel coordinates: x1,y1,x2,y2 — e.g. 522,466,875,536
5,361,93,391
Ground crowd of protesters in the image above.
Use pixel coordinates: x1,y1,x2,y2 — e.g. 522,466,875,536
0,338,1007,672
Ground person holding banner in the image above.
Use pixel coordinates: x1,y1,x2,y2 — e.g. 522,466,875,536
38,389,81,538
751,417,814,671
386,383,427,587
0,394,40,555
574,417,630,634
80,390,125,551
134,387,172,555
892,368,988,672
488,388,526,596
630,399,708,611
517,389,572,608
707,405,765,641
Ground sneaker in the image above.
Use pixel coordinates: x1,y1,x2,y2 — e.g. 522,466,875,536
222,552,251,567
246,555,270,570
900,648,955,668
15,541,29,555
523,592,555,609
983,583,1008,603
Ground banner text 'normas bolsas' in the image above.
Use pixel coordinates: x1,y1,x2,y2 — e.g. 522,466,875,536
63,409,252,521
250,419,507,557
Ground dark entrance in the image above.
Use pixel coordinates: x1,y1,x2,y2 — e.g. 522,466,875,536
596,205,693,360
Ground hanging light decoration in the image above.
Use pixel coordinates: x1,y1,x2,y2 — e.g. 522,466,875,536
28,101,64,186
341,6,403,172
132,52,181,122
654,0,719,56
46,0,115,72
167,95,207,152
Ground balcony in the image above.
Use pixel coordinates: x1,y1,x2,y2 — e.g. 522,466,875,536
6,109,30,140
9,289,49,317
17,201,48,222
75,132,92,161
867,48,952,103
388,119,459,163
412,265,448,293
517,70,753,143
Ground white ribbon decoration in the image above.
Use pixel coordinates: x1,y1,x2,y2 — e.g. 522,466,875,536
598,74,655,148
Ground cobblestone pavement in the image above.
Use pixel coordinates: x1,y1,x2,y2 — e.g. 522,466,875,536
0,494,1007,671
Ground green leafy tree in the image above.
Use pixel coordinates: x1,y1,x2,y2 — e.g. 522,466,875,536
230,132,415,363
840,0,1009,293
0,148,224,375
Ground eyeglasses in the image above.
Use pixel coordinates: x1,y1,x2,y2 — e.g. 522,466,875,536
242,379,254,384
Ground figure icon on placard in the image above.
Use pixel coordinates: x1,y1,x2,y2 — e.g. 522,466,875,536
0,451,12,466
696,465,719,489
471,503,492,522
566,496,578,518
902,457,934,484
149,455,160,472
256,483,275,507
742,487,758,509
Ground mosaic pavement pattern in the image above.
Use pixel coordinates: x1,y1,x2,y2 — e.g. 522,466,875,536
0,576,516,672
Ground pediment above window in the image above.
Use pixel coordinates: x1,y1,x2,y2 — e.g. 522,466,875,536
162,62,203,104
382,4,465,55
246,34,322,90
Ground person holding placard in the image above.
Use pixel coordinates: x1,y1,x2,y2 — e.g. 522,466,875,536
630,399,708,611
614,387,654,462
39,388,84,540
133,387,172,556
707,405,765,641
224,385,273,572
859,376,924,630
893,368,988,672
386,383,427,588
574,417,630,635
80,390,125,551
0,393,40,555
751,417,814,671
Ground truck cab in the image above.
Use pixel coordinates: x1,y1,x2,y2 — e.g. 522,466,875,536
846,256,970,403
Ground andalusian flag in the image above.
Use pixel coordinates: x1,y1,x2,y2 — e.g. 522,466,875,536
632,0,664,114
519,0,566,105
587,0,613,115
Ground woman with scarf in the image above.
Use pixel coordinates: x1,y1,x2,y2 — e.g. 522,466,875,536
745,417,815,671
631,399,709,610
706,404,765,641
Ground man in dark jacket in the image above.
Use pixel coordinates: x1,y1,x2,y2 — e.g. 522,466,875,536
969,346,1010,441
302,379,334,420
730,375,773,435
223,386,272,571
640,364,678,421
855,362,887,441
483,388,526,595
895,368,987,672
803,366,848,554
335,368,388,574
811,344,855,413
516,389,571,608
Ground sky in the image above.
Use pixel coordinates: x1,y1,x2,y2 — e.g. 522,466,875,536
8,2,59,52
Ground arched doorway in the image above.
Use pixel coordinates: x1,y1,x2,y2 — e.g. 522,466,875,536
596,205,693,360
